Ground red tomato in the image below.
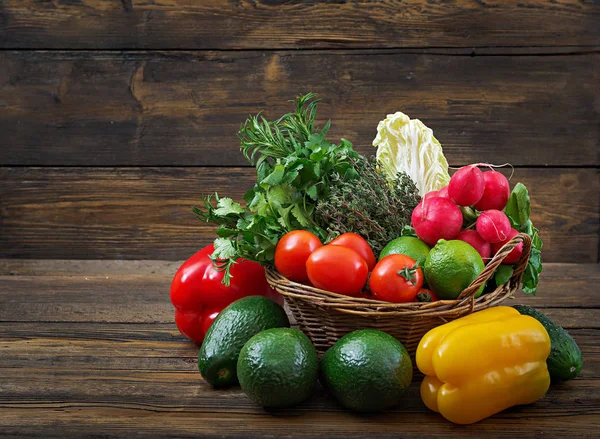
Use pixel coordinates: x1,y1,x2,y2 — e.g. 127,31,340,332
329,233,376,271
306,245,368,296
275,231,322,282
369,254,424,303
416,288,439,302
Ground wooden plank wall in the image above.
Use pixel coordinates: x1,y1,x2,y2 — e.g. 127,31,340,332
0,1,598,262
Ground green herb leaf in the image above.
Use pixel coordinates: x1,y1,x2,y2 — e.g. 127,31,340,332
522,263,539,296
533,229,543,250
212,238,237,261
460,206,478,229
216,225,237,238
315,157,420,255
494,265,514,287
267,184,295,208
260,163,286,186
257,161,272,183
276,205,294,229
521,247,542,295
291,204,311,227
213,197,244,216
195,93,366,283
505,183,531,229
306,184,318,201
401,225,418,237
248,191,270,216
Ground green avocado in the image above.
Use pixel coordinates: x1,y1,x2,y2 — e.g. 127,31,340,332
513,305,583,381
320,329,413,412
237,328,318,408
198,296,290,388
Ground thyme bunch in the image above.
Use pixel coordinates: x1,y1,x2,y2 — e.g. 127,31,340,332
315,156,421,256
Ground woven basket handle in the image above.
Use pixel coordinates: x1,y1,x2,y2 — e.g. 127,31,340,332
456,232,533,301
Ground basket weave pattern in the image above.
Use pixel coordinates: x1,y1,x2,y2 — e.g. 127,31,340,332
266,233,532,356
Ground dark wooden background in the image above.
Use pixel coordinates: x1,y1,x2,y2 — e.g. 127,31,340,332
1,0,598,263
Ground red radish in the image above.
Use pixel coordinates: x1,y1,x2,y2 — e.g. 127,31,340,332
475,171,511,211
437,185,450,199
492,228,523,264
457,229,492,261
423,190,440,202
411,197,463,247
476,209,511,243
448,165,485,206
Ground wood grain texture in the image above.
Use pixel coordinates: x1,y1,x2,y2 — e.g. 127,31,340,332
0,259,182,276
1,167,597,261
1,50,598,167
0,262,598,437
2,0,599,50
1,319,597,372
0,329,598,437
0,263,597,324
1,402,596,439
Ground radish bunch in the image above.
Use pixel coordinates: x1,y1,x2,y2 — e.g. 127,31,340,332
411,164,522,264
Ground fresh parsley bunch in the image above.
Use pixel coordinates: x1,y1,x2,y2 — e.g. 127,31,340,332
195,93,359,284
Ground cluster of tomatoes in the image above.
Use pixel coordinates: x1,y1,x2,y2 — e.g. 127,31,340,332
274,231,430,303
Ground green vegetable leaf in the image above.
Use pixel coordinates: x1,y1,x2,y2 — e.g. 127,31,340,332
267,184,295,208
521,220,543,251
291,204,311,227
248,191,270,216
216,225,237,238
522,264,539,296
213,197,244,216
260,163,285,186
505,183,531,229
528,247,542,270
194,93,368,284
243,188,256,205
521,247,542,295
282,170,299,185
533,230,543,250
494,265,514,287
401,225,417,237
212,238,237,261
306,184,318,201
502,183,543,295
276,205,294,229
257,161,272,183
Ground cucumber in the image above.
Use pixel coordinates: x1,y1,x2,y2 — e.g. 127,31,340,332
513,305,583,381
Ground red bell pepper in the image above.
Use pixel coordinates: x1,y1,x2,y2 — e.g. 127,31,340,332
170,244,281,344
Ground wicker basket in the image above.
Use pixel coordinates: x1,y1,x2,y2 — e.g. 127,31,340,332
266,232,532,356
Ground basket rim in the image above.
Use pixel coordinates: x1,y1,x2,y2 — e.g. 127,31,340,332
266,232,532,318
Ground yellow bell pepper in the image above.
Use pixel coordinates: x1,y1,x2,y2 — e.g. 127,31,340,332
416,306,551,424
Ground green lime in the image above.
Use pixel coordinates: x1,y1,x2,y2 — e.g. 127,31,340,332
379,236,431,266
424,239,485,300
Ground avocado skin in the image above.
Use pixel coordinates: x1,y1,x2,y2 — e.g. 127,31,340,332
514,305,583,381
198,296,290,388
320,329,413,412
237,328,318,408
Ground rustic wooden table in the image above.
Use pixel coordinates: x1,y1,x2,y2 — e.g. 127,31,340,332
1,2,598,437
0,260,597,438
